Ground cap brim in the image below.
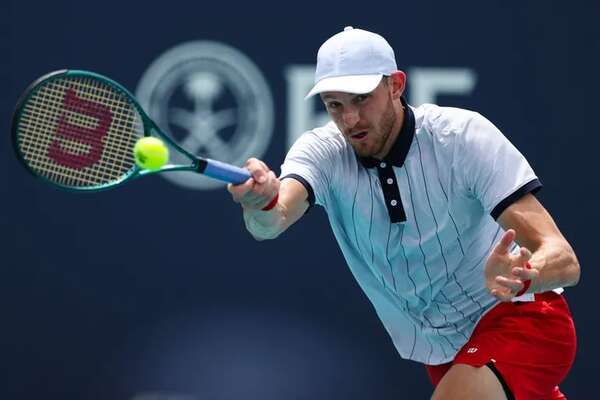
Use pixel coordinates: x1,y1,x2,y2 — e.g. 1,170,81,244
305,74,383,99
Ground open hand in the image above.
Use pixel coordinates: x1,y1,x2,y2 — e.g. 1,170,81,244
485,229,539,301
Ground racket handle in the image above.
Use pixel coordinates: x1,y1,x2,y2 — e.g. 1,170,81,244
202,159,251,184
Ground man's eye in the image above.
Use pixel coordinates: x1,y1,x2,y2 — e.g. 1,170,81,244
355,95,369,103
327,102,341,110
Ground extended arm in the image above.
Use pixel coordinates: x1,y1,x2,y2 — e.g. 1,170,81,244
485,193,580,301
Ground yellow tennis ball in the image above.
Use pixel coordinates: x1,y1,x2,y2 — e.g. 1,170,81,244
134,137,169,170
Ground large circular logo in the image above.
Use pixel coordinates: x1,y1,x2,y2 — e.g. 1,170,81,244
136,41,274,190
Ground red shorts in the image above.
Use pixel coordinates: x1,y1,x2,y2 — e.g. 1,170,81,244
426,292,576,400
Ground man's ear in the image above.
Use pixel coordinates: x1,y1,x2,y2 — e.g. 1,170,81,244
389,71,406,100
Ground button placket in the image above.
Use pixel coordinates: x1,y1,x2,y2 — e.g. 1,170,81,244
376,163,406,223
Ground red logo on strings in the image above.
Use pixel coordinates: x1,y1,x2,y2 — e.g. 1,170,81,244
48,88,113,169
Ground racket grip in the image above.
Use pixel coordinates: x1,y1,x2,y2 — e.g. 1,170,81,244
203,159,251,184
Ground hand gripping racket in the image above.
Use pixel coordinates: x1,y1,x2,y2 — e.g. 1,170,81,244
11,70,251,191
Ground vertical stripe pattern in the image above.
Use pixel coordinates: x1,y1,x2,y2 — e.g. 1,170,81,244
280,103,540,364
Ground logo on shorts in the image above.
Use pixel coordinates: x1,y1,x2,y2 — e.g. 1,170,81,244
467,347,478,354
136,41,275,190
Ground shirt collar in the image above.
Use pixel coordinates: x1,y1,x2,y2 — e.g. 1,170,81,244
358,97,415,169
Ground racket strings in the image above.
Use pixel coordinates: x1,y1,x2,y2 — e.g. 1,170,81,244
19,82,134,185
17,76,143,188
23,79,138,183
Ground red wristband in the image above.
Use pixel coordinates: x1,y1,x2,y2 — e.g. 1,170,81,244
261,193,279,211
515,261,532,297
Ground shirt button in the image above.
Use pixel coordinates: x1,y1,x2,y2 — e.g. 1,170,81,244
390,199,398,206
386,178,394,185
380,162,386,168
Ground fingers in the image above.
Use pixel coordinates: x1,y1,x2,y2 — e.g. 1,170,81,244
490,229,533,269
510,246,535,276
228,158,279,209
227,179,254,202
491,276,526,302
245,158,271,184
511,263,539,281
492,260,539,302
492,229,516,255
490,287,517,302
519,246,532,261
487,229,538,302
494,275,523,293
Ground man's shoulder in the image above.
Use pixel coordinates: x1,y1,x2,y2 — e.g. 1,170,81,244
293,121,348,152
309,120,344,139
414,103,482,138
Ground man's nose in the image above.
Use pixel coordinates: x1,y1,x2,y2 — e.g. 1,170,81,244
342,107,360,129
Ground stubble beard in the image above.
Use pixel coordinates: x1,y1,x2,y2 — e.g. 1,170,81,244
353,97,397,159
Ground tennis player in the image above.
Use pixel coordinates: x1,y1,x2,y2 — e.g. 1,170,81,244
228,26,579,399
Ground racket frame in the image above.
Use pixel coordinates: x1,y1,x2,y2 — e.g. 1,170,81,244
11,70,215,192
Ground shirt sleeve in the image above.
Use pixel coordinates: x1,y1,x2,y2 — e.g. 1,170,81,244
456,112,542,219
279,130,338,208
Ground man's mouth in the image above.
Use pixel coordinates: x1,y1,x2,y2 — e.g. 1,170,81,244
350,131,368,141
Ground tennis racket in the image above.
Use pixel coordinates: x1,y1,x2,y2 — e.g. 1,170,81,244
11,69,252,191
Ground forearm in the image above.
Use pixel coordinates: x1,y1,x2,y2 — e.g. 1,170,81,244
528,240,580,293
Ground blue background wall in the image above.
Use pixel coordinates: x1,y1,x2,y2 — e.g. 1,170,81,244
2,1,598,398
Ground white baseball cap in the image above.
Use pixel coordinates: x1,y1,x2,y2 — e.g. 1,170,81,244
305,26,397,99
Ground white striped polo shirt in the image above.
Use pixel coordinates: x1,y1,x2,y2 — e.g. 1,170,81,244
279,100,541,365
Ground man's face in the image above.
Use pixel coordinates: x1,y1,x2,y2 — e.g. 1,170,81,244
320,79,398,159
